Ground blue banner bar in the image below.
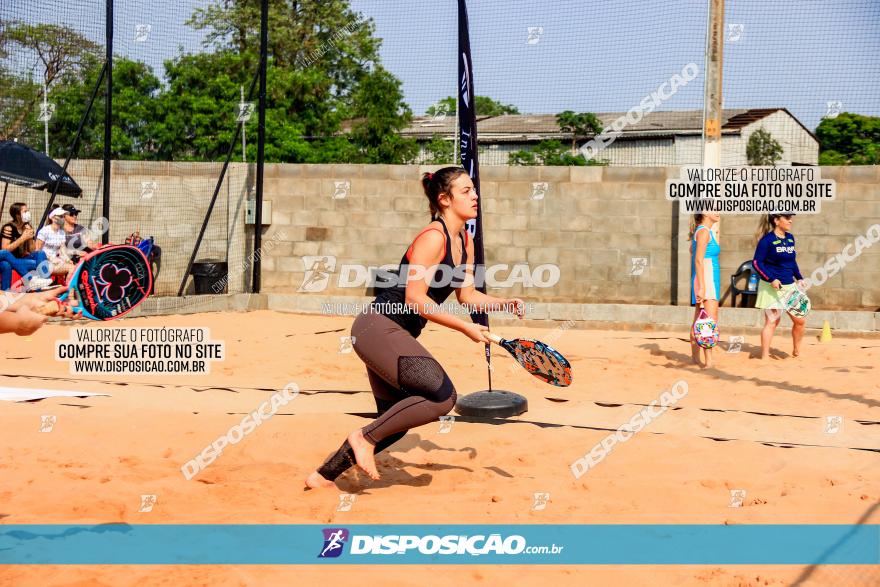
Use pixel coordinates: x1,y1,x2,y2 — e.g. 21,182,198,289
1,525,877,565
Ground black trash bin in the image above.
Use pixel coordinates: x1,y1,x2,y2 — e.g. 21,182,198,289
191,259,228,294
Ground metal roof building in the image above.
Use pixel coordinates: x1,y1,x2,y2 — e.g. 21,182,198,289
402,108,819,166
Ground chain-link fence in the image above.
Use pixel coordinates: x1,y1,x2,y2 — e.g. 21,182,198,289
1,1,877,292
358,0,879,167
1,0,252,295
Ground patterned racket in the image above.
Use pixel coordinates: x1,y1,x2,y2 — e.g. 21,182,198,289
486,332,572,387
693,306,719,349
40,245,152,320
782,287,811,318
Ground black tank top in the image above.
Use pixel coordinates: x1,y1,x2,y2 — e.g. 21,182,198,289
372,217,468,338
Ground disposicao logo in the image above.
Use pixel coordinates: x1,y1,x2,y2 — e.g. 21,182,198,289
318,528,349,558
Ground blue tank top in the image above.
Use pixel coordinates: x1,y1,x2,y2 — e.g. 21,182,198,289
691,225,720,261
691,225,721,305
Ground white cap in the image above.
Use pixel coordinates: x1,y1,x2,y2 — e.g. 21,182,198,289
49,207,66,219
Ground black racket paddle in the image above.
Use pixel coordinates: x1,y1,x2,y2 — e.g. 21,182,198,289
40,244,152,320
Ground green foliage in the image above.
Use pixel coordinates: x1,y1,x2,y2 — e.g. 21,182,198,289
556,110,603,152
46,57,161,159
507,150,537,166
189,0,381,98
508,140,606,166
426,95,520,117
423,133,454,165
347,66,417,163
508,111,607,166
0,21,101,141
1,1,416,163
746,128,783,165
0,68,40,144
816,113,880,165
1,22,101,84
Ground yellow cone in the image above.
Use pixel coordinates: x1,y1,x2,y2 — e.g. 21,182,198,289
820,320,832,343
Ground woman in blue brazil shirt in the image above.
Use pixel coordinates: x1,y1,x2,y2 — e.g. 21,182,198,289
752,214,807,360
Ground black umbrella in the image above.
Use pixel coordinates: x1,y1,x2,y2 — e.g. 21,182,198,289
0,140,82,219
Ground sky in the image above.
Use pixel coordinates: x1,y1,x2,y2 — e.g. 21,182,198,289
4,0,879,130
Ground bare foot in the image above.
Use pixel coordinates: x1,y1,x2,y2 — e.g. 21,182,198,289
690,338,701,365
792,348,800,357
304,471,335,489
347,429,380,480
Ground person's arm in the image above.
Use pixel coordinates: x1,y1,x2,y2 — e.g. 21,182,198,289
693,229,710,302
752,234,772,282
2,225,29,253
791,236,804,281
1,225,14,252
34,229,45,252
79,227,100,250
404,230,489,342
455,233,523,318
0,306,48,336
1,287,75,316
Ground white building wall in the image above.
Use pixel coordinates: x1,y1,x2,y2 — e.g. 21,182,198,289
740,111,818,165
674,135,704,165
601,138,675,166
414,142,525,165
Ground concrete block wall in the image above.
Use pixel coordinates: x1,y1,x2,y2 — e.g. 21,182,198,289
696,166,880,310
262,164,879,311
1,160,250,296
9,161,872,309
260,165,667,303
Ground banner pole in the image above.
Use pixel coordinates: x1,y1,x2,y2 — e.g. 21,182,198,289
454,0,527,418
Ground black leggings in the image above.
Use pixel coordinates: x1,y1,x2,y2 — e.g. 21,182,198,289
317,310,457,481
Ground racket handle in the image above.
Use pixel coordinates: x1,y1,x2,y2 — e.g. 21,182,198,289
486,332,503,344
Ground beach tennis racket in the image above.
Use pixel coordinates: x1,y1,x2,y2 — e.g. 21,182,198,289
40,244,152,320
693,306,719,349
486,332,572,387
782,288,811,318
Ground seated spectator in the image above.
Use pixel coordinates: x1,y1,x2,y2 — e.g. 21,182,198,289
35,207,75,281
61,204,97,263
0,203,54,291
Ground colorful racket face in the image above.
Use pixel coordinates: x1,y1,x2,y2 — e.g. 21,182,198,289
693,308,719,349
61,245,153,320
497,336,572,387
783,288,811,318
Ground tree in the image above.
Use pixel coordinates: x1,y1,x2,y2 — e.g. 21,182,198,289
48,57,161,160
176,0,412,163
508,140,605,166
0,68,40,144
508,110,607,166
556,110,602,154
1,1,422,163
0,21,101,141
347,66,417,163
426,95,520,117
746,128,783,165
189,0,381,101
423,134,454,165
816,113,880,165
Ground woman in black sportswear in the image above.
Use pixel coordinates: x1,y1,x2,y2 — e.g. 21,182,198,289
305,167,524,488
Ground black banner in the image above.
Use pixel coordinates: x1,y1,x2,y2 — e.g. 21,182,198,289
458,0,488,329
458,0,493,389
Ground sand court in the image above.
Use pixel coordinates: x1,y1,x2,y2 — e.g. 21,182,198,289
1,310,877,585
